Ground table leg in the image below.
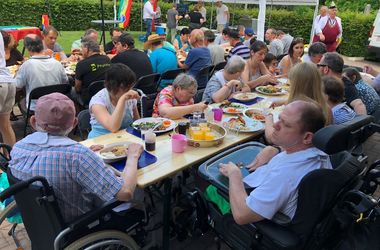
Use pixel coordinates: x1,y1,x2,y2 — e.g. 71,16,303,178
162,178,172,250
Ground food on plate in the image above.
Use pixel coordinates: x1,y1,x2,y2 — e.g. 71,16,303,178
233,92,257,101
133,119,172,131
226,115,246,129
245,109,266,122
100,145,128,158
219,100,247,113
7,65,19,76
257,85,283,94
89,144,104,151
281,83,290,92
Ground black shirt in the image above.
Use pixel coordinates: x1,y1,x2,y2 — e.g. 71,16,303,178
342,76,360,108
6,48,23,66
189,11,203,24
75,54,111,105
111,49,153,81
105,41,114,54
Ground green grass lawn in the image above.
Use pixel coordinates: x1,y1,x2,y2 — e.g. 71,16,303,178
17,30,145,53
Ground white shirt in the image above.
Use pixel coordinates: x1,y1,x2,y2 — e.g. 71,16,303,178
143,1,155,19
315,15,342,39
0,32,14,83
243,147,332,220
216,4,229,25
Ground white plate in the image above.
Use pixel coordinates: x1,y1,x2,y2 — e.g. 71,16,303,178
132,117,177,133
233,92,258,102
219,102,248,114
222,116,264,132
98,142,130,163
276,78,288,84
243,108,266,122
255,86,287,96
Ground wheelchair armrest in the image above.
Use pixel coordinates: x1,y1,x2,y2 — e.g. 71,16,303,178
68,199,123,231
254,220,300,249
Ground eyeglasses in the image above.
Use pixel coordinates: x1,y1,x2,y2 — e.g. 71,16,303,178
317,63,328,68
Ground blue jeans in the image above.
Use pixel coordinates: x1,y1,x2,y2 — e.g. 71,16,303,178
144,18,152,40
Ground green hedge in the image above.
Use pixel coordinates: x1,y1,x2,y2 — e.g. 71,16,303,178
0,0,375,56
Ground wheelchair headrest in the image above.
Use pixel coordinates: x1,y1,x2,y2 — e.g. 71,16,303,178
313,115,374,154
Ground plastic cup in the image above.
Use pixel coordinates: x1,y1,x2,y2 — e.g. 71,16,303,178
212,108,223,122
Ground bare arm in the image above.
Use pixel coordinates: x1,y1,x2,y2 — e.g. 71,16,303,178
116,143,143,201
242,62,277,90
74,79,82,92
219,162,264,225
158,102,207,119
351,98,367,115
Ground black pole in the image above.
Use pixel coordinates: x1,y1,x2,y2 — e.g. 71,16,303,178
100,0,106,49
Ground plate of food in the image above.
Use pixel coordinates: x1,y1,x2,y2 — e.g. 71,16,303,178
233,92,258,102
223,115,264,133
132,117,177,133
255,85,287,96
219,100,248,114
243,108,266,122
98,142,130,163
6,65,19,77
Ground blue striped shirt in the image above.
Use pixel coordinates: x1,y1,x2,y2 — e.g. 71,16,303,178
227,42,250,60
9,132,124,222
332,103,356,125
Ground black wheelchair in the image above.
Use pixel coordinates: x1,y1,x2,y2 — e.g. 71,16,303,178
195,115,380,250
0,149,148,250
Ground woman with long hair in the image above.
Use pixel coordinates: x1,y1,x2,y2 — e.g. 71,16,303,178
278,37,304,77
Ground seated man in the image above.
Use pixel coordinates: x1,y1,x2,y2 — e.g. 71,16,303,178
15,34,68,111
71,28,98,52
302,42,326,64
178,29,211,89
203,30,225,66
42,26,67,61
9,93,143,223
226,28,250,60
105,27,123,55
218,100,332,224
73,37,110,106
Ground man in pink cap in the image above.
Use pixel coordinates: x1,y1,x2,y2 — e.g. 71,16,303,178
9,93,143,223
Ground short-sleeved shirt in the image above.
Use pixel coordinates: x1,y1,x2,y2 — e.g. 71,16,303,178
175,35,191,53
227,42,250,60
71,39,82,51
111,49,153,81
9,132,124,223
354,79,380,115
202,70,232,103
331,102,356,124
342,77,360,108
88,88,137,138
208,44,225,65
189,11,203,24
44,42,67,60
75,54,111,105
167,8,179,29
153,86,194,116
281,34,294,54
243,147,332,220
6,48,23,67
15,55,68,110
216,4,229,25
184,47,211,88
149,46,178,88
268,39,284,57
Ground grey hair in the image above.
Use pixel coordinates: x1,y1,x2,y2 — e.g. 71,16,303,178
172,73,198,90
81,37,100,53
84,28,98,37
224,55,246,74
35,124,73,137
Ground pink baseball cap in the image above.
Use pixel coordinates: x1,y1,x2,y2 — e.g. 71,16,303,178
35,93,76,134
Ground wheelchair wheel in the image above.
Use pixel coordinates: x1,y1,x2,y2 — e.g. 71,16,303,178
64,230,140,250
0,200,17,225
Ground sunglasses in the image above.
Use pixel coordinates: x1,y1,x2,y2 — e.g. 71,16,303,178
317,63,328,68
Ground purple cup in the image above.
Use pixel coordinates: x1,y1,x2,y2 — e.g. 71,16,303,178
212,108,223,122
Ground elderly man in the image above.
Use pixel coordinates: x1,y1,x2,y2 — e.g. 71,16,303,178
111,33,153,81
204,30,225,65
318,52,366,115
265,28,284,57
202,55,250,103
71,28,98,51
277,30,293,54
73,37,111,106
302,42,327,64
9,93,143,223
219,100,331,224
216,0,229,33
227,28,250,60
313,5,328,36
143,0,157,41
15,35,68,111
178,29,211,89
42,26,67,61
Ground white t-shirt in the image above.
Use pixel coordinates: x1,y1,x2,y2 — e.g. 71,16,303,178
216,4,229,25
0,32,14,83
143,1,155,19
243,147,332,220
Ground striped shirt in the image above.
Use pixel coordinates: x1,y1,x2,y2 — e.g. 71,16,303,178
9,132,124,223
332,103,356,125
227,42,250,60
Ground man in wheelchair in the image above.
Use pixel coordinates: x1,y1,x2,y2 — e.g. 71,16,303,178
218,100,332,225
9,92,143,223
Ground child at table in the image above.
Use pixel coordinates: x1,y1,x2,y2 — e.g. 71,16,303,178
322,75,356,125
88,63,140,138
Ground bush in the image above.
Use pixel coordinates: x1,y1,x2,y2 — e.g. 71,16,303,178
0,0,375,56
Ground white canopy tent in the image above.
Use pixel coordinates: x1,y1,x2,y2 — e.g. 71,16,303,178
187,0,319,42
